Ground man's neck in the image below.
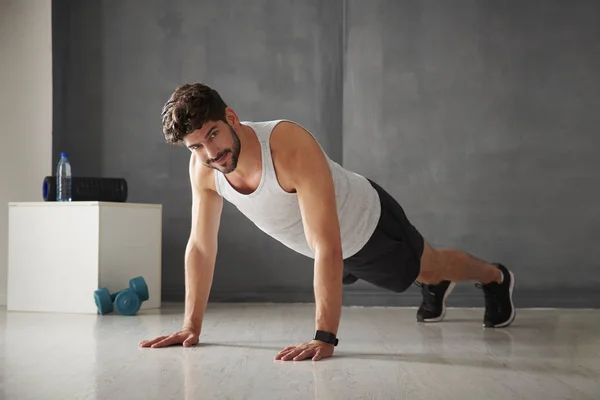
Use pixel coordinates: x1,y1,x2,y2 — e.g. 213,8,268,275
228,124,261,180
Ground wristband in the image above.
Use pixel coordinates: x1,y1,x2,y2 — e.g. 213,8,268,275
313,330,339,346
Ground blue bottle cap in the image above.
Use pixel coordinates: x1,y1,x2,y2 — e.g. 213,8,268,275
60,152,68,158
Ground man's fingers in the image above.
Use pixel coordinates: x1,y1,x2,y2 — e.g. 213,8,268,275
275,344,306,360
281,348,304,361
183,334,198,347
275,349,294,360
273,343,332,362
151,334,183,348
139,336,168,348
140,329,202,349
277,346,297,355
274,343,329,361
312,348,322,361
293,349,314,361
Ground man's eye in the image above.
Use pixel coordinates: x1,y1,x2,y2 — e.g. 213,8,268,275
210,131,218,138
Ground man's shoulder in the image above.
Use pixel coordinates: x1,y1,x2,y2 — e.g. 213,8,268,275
189,153,217,193
270,120,320,154
269,120,331,189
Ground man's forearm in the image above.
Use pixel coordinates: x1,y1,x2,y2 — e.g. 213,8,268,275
313,250,344,335
183,242,216,332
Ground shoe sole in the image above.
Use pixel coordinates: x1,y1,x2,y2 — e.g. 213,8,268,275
420,281,456,323
485,269,516,328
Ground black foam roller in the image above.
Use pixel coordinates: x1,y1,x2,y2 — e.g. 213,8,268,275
43,176,128,202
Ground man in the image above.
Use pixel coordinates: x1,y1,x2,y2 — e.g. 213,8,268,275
139,83,516,361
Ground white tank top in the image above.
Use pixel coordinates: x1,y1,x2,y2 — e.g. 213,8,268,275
214,120,381,259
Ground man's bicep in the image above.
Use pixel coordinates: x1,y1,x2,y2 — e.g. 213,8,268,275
297,176,341,256
189,162,223,254
289,131,342,256
190,187,222,252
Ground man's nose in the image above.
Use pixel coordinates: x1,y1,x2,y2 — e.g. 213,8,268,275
206,146,220,161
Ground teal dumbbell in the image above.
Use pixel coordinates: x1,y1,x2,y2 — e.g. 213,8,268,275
94,276,149,316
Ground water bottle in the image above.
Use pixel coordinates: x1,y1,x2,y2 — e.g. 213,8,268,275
56,152,72,201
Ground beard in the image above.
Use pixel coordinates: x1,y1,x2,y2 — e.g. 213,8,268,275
203,124,241,174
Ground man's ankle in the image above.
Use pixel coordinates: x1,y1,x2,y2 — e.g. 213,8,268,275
481,265,502,285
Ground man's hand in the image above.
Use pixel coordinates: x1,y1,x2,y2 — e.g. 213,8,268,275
274,340,335,361
139,328,199,348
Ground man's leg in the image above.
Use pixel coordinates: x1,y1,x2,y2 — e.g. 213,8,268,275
416,241,516,327
417,241,501,285
351,177,516,327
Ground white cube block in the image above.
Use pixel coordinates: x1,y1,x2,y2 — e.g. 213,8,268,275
7,201,162,314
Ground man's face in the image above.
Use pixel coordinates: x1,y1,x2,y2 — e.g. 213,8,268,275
184,120,241,174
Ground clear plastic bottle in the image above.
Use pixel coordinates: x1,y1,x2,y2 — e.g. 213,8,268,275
56,152,72,202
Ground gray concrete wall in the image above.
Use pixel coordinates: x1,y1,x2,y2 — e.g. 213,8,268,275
53,0,600,307
52,0,344,303
343,0,600,307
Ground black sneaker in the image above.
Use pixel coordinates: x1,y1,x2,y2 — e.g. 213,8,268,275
415,280,456,322
477,264,516,328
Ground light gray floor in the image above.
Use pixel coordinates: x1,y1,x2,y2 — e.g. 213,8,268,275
1,303,599,400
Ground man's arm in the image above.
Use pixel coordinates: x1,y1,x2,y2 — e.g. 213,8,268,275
273,123,344,360
182,159,223,335
140,155,222,348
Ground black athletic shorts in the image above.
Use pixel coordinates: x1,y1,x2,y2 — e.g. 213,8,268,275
342,179,424,293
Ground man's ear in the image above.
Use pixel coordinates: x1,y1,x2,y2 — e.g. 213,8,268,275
225,107,239,126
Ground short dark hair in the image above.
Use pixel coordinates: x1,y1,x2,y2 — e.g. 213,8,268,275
161,83,228,145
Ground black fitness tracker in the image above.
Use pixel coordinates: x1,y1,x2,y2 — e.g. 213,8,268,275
313,330,339,346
